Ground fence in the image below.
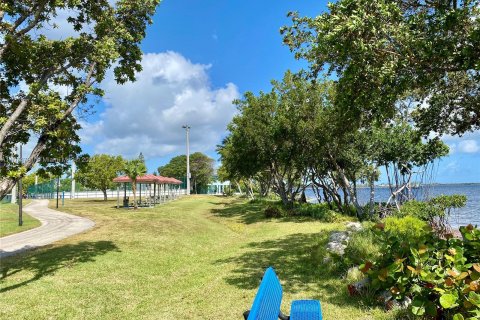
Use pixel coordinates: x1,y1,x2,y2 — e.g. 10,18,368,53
27,179,186,200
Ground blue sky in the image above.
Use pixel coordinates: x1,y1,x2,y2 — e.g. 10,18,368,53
66,0,479,183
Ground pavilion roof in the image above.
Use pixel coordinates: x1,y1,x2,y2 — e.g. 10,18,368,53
113,174,181,184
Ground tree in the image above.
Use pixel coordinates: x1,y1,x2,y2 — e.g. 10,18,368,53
0,0,160,199
219,71,328,207
124,158,146,209
158,152,214,194
220,70,449,219
75,154,125,200
282,0,480,136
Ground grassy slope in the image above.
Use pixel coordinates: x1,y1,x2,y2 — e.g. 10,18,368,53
0,196,393,319
0,200,39,237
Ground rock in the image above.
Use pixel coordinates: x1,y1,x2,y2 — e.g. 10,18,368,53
347,278,371,296
329,231,349,243
378,290,412,310
326,231,350,256
378,290,393,304
385,296,412,311
346,222,363,232
326,241,347,255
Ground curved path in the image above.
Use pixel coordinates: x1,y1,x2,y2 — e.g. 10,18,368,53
0,200,95,258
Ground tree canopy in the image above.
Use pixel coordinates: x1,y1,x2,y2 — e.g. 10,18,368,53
75,154,125,200
0,0,160,199
220,71,449,217
281,0,480,135
219,71,332,207
158,152,214,194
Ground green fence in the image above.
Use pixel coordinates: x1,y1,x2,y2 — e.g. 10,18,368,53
27,180,56,198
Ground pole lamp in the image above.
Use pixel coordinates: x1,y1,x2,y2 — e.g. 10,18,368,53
18,144,23,226
182,125,191,195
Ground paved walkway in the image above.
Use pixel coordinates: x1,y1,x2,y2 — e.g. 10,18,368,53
0,200,95,258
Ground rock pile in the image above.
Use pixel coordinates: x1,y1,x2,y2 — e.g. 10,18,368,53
325,222,363,256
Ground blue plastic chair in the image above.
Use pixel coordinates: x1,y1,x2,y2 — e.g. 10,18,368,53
244,267,322,320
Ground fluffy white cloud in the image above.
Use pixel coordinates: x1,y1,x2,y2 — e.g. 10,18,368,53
458,140,480,153
80,52,239,159
441,131,480,154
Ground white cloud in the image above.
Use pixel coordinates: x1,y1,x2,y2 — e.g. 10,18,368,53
441,131,480,154
80,51,239,159
458,140,480,153
78,120,104,145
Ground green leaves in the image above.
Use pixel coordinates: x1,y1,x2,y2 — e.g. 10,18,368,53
452,313,464,320
440,293,458,309
158,153,214,194
0,0,160,198
283,0,480,135
75,154,125,200
219,72,335,206
468,292,480,307
411,297,426,316
360,222,480,317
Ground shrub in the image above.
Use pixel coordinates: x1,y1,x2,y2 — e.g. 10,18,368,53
342,204,357,217
264,206,282,218
384,216,431,243
296,203,338,222
344,229,382,266
358,223,480,319
400,195,467,223
398,200,429,218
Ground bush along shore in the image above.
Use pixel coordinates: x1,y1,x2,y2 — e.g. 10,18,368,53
252,194,479,319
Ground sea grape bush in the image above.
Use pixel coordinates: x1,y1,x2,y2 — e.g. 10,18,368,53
359,222,480,319
399,195,467,222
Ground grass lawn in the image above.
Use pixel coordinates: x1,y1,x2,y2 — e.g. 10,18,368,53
0,196,396,319
0,200,39,237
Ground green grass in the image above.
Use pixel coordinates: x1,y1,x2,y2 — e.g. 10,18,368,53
1,196,397,319
0,200,39,237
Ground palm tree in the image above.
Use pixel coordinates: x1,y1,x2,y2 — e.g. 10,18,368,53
124,158,147,209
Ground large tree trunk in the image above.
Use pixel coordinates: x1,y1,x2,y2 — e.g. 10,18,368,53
330,154,364,219
0,132,48,199
103,189,108,201
0,179,16,200
273,173,290,207
338,170,364,219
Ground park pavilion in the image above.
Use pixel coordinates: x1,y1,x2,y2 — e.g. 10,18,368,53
113,174,182,208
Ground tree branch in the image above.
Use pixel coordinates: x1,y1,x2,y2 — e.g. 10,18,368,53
0,67,59,148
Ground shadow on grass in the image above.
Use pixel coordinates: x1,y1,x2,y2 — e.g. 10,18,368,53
0,241,119,293
215,233,364,309
210,198,331,225
210,199,266,224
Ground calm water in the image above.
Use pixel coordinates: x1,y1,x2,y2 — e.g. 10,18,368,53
305,184,480,228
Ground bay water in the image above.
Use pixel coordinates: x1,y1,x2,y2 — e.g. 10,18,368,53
305,184,480,227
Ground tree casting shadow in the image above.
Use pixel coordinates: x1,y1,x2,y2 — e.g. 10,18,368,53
215,233,363,309
210,199,268,224
0,241,120,293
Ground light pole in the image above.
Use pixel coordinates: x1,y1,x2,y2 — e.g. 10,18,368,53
18,144,23,226
182,125,191,195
